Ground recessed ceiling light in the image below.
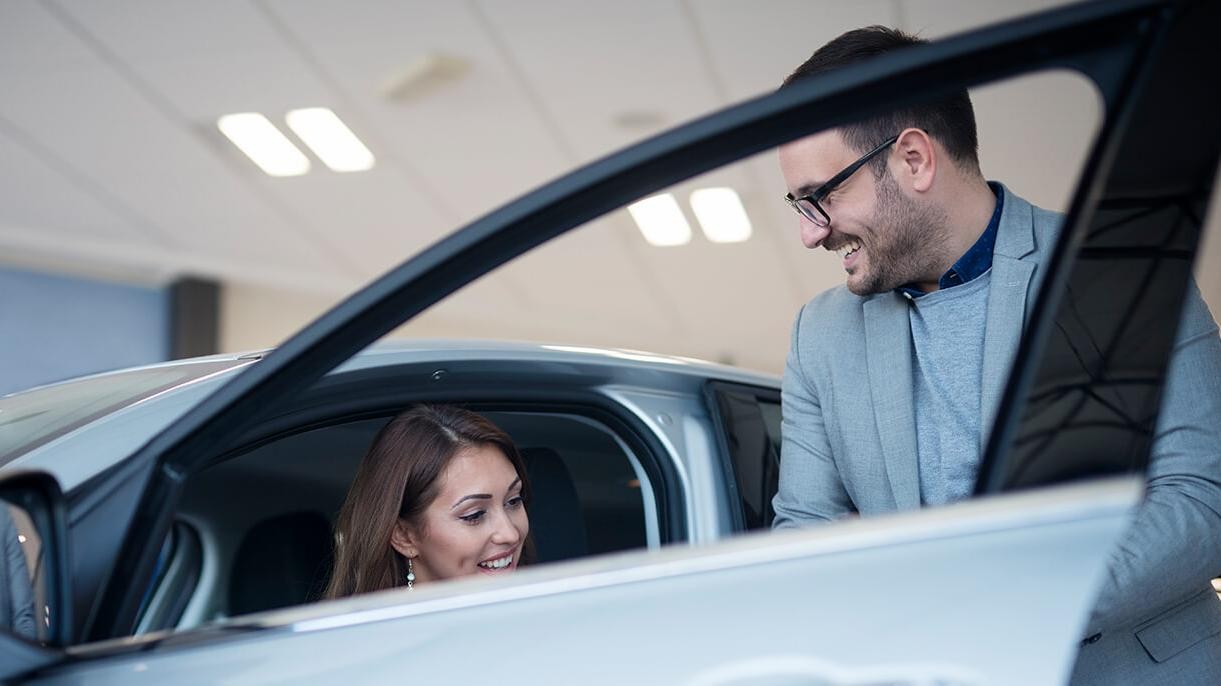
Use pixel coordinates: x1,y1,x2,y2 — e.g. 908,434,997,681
691,187,752,243
628,193,692,247
217,113,310,177
285,108,375,173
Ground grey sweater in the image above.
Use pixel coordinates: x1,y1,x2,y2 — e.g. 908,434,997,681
908,270,992,506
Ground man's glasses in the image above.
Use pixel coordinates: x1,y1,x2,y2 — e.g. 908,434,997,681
784,134,900,227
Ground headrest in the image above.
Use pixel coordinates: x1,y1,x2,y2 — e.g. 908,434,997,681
229,510,332,616
520,447,588,563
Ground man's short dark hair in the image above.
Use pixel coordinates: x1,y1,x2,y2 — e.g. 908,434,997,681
782,26,981,175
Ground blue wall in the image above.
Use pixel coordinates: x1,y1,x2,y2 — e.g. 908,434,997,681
0,266,169,396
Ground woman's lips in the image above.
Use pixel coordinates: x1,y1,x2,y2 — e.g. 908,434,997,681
476,550,517,573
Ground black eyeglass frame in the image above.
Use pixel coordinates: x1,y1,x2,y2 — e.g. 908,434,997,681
784,134,900,227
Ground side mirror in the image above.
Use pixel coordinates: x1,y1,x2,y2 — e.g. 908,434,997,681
0,471,71,647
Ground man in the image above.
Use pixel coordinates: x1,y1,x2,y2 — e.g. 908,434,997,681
772,26,1221,685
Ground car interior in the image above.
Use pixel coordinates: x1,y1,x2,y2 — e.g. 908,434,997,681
134,409,655,634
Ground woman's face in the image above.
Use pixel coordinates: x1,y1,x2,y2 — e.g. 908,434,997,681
395,443,529,584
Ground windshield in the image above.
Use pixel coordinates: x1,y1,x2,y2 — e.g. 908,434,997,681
0,359,249,465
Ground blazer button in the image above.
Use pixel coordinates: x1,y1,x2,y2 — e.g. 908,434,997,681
1080,633,1103,646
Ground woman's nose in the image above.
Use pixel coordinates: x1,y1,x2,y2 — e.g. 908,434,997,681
489,509,522,545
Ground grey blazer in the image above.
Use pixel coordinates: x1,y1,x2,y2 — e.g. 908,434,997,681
0,505,35,641
773,186,1221,684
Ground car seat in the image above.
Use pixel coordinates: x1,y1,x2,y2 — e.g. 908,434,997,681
520,447,588,563
228,510,332,616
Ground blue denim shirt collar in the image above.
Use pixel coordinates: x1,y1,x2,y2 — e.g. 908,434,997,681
898,181,1003,299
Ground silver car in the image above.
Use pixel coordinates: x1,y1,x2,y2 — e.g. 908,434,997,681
0,0,1217,683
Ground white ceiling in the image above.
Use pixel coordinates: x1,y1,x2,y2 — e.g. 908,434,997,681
4,0,1185,375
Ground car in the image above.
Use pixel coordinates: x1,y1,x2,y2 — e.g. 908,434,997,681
0,0,1218,683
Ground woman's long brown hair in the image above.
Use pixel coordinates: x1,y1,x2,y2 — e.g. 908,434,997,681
325,404,531,599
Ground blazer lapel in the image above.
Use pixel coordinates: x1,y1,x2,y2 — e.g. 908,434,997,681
980,186,1039,443
864,294,921,510
980,255,1035,441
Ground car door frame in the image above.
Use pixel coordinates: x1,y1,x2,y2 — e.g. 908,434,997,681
75,0,1210,644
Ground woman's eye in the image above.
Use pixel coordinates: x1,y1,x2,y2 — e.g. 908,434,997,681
459,510,486,524
506,495,524,509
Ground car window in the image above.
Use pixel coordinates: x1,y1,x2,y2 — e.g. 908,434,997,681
145,409,652,633
706,382,781,531
0,359,246,466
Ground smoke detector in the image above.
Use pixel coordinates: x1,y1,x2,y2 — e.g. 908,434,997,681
380,53,470,102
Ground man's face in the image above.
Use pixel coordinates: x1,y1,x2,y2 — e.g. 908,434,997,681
779,130,946,295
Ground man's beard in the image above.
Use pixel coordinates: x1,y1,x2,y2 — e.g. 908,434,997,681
848,170,950,296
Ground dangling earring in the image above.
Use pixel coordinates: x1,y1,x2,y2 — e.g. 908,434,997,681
406,556,416,590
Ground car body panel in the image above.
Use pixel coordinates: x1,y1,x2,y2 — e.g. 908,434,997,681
35,479,1139,685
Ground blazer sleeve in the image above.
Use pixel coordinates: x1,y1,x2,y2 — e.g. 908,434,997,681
1,507,36,640
772,302,856,528
1085,282,1221,632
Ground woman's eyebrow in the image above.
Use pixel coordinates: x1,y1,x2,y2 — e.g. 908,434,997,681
450,494,491,510
450,478,523,509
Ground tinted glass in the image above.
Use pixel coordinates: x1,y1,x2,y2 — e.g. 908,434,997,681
0,360,247,465
710,383,782,530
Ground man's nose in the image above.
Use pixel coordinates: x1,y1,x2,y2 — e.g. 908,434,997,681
800,219,830,249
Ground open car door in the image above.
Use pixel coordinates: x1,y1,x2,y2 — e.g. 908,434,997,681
10,0,1217,684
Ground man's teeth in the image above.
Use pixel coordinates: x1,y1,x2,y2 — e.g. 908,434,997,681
478,555,513,570
837,239,864,259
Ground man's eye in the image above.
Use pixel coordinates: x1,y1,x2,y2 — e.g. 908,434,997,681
459,510,486,524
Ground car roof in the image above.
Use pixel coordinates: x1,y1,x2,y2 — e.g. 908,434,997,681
2,339,776,490
347,339,779,387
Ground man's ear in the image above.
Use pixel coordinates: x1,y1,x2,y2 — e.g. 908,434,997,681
390,519,418,559
893,127,936,193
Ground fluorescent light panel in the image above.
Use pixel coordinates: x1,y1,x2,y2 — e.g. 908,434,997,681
217,113,310,177
690,187,752,243
628,193,691,247
285,107,375,172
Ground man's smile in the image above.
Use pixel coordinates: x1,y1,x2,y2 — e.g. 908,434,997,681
835,239,864,270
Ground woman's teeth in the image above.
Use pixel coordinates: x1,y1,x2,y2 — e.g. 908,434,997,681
478,555,513,570
837,239,863,259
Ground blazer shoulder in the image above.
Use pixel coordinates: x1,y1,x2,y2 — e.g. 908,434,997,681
793,285,870,352
800,285,867,323
1030,203,1064,248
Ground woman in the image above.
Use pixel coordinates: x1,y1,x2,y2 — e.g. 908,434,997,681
325,404,531,598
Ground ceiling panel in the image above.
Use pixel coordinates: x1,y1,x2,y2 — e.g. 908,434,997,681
0,124,149,244
0,1,96,73
52,0,419,278
477,0,722,162
901,0,1072,38
496,215,689,337
689,0,900,102
262,0,575,223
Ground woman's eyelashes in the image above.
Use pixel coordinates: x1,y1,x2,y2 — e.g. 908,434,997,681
457,493,523,525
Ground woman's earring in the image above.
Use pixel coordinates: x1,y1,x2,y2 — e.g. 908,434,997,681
406,557,416,590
